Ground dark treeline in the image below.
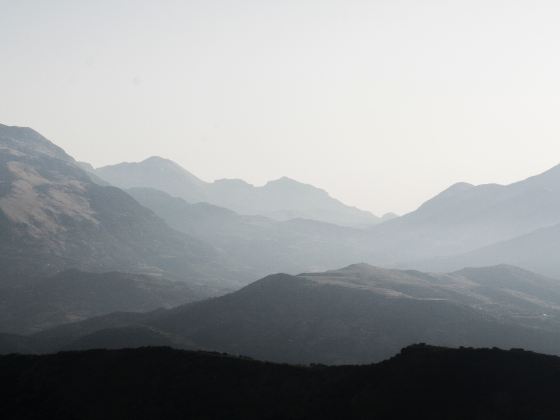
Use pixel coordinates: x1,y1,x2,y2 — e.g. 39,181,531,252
2,344,560,420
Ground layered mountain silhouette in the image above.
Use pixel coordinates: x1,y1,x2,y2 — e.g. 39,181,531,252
4,121,560,366
3,345,560,420
126,187,376,279
0,124,241,296
19,264,560,364
368,167,560,258
96,153,560,278
96,157,383,227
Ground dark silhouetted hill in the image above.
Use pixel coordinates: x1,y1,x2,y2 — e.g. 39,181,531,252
2,345,560,420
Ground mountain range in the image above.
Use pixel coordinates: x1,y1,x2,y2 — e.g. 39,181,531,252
418,222,560,278
96,157,389,227
93,142,560,279
367,165,560,266
4,122,560,367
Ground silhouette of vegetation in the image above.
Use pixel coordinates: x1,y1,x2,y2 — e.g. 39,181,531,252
2,344,560,419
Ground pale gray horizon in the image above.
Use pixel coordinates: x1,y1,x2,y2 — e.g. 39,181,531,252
2,0,560,215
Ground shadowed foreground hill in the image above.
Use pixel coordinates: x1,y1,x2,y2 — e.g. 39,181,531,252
2,345,560,420
0,270,197,335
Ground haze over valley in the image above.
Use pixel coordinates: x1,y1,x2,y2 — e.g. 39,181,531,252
3,112,560,420
4,1,560,418
3,123,560,357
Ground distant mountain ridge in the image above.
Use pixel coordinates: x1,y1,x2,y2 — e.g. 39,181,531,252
97,154,560,278
96,157,384,227
420,222,560,278
367,163,560,265
6,121,560,343
96,157,207,202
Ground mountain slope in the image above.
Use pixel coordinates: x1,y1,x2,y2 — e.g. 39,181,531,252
0,124,240,294
0,270,197,335
421,223,560,278
367,164,560,262
29,264,560,364
97,157,382,227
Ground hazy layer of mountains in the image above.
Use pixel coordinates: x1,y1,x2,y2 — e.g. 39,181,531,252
8,263,560,364
125,187,377,277
3,122,560,367
94,143,560,278
96,157,390,227
369,167,560,271
3,345,560,420
5,122,560,283
420,222,560,277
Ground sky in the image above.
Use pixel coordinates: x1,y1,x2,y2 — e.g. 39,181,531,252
2,0,560,215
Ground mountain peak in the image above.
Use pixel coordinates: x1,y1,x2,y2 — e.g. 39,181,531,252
96,159,380,226
268,176,299,184
142,156,176,165
0,123,73,162
339,262,378,271
445,182,475,192
266,177,315,188
96,157,206,199
263,177,328,197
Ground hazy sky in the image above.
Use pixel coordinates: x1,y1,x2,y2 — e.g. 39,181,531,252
2,0,560,215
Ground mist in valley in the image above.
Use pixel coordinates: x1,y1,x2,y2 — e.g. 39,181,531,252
3,1,560,419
